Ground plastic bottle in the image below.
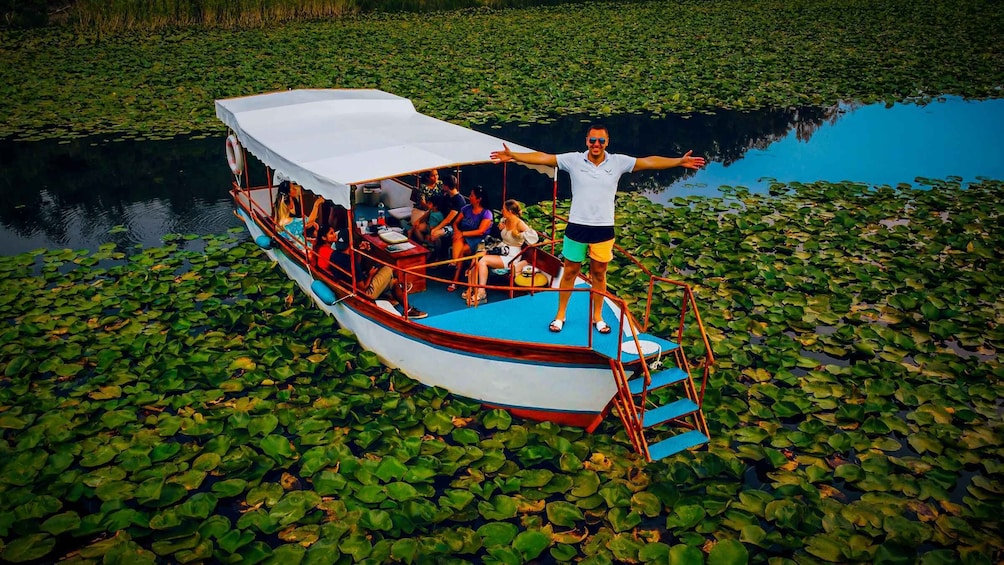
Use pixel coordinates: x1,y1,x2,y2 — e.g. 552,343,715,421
377,201,386,225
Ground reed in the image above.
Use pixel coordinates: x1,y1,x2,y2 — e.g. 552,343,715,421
64,0,587,34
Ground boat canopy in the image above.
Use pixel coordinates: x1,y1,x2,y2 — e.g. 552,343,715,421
215,89,555,208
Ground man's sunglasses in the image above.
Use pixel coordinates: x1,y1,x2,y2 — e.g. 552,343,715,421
588,137,607,145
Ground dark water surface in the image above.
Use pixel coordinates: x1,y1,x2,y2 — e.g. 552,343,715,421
1,96,1001,256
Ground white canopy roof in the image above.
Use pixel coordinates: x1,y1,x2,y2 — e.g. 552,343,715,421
215,89,554,208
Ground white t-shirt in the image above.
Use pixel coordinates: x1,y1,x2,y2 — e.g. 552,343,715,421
556,151,637,226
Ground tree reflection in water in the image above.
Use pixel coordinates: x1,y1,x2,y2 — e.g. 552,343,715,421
2,97,1000,255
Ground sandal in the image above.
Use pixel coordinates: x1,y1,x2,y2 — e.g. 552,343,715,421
467,292,487,306
594,320,611,334
549,319,564,333
446,284,457,292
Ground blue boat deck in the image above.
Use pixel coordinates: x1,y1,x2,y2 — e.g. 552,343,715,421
399,274,678,363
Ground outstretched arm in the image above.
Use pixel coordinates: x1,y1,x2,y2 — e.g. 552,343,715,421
633,150,706,172
490,143,558,167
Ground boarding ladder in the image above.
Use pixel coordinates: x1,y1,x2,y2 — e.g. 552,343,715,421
607,276,713,462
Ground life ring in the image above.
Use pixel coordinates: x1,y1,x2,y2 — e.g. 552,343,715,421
225,134,244,175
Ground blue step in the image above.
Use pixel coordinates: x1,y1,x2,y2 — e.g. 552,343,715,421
620,334,680,363
642,398,699,428
628,367,688,395
647,430,710,461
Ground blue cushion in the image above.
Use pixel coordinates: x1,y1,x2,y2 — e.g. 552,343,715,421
310,280,337,305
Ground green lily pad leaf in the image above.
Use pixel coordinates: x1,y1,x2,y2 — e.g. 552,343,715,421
269,491,321,527
170,469,207,490
514,529,550,561
15,494,61,520
805,533,845,562
608,507,642,532
40,511,81,535
1,533,55,562
237,509,280,534
883,514,932,546
80,444,118,467
520,469,554,488
666,505,706,529
669,543,705,565
631,492,663,517
313,471,347,496
483,409,512,430
247,483,284,507
198,515,231,540
95,480,136,502
907,433,943,455
559,452,584,472
267,543,306,564
599,482,632,508
260,434,297,462
359,508,393,531
218,528,255,554
177,493,218,520
374,456,408,482
479,495,518,520
339,533,373,561
478,522,519,547
639,542,670,562
151,533,200,556
148,509,182,530
211,478,248,498
452,427,480,445
708,539,749,565
89,384,120,399
546,501,584,527
192,452,222,472
570,471,600,497
101,409,137,429
441,488,476,511
486,546,522,564
248,414,279,437
150,442,181,462
355,484,387,504
739,524,767,546
391,538,420,563
381,479,417,501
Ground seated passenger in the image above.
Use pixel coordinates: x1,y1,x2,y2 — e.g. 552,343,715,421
409,169,443,236
427,174,467,246
315,224,428,319
447,185,493,292
466,199,539,305
275,182,322,245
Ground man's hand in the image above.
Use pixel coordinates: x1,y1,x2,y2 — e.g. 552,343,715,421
679,150,706,170
490,143,514,163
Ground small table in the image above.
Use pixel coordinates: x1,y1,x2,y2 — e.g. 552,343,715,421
361,233,429,293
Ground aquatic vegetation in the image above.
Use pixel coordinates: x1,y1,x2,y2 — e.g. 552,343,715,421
1,180,1001,563
2,0,1003,140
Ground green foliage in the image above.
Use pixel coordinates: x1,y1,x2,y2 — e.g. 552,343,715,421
2,0,1003,140
0,178,1003,564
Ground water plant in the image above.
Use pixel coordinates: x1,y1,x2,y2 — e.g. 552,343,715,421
1,179,1000,563
2,0,1002,141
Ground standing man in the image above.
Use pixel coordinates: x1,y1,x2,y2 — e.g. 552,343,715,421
490,124,705,333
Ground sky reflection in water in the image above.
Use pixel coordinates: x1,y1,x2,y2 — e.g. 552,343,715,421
0,96,1001,255
650,96,1004,202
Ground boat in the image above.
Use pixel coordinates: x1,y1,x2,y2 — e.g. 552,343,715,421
215,89,714,461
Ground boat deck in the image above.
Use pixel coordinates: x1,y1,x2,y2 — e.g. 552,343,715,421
401,272,678,363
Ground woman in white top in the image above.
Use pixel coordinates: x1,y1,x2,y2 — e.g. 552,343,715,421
467,199,538,305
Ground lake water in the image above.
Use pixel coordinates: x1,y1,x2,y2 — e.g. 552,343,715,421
1,96,1001,256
